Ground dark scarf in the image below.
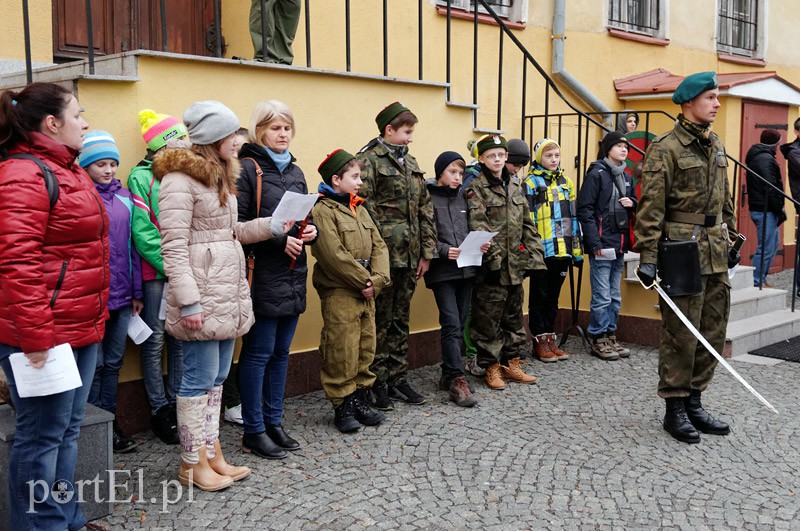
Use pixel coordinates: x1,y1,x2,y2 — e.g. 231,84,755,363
678,113,712,147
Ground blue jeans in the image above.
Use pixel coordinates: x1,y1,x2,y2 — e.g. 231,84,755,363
140,280,183,414
0,342,98,531
89,306,131,414
239,315,298,433
178,339,235,397
587,254,624,337
750,211,779,287
431,279,472,383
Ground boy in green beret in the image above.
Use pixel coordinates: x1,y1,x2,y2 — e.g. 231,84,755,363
465,135,544,390
311,149,392,433
357,102,438,410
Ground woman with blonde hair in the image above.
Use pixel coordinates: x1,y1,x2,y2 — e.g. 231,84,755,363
237,100,317,458
155,100,289,491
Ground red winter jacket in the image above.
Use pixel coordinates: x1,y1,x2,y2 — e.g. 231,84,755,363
0,132,110,353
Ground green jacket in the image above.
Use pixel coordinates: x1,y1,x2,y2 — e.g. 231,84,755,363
465,166,545,286
634,122,735,275
357,139,437,269
311,192,391,299
128,159,166,280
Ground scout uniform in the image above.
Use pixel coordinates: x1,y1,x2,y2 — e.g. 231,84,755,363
311,149,391,433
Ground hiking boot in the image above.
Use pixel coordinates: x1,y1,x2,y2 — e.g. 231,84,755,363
353,388,386,426
389,380,427,405
334,395,362,434
113,421,137,454
223,404,244,425
151,404,180,445
500,357,538,384
533,334,558,363
369,381,394,411
684,390,730,435
465,356,485,376
484,363,506,390
448,376,478,407
547,333,570,360
590,335,619,361
606,333,630,358
664,397,700,444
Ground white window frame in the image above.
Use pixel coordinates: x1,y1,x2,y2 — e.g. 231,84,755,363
435,0,528,24
607,0,668,40
716,0,766,59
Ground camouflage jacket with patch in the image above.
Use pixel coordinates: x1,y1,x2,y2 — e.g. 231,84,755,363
357,139,437,268
633,122,735,275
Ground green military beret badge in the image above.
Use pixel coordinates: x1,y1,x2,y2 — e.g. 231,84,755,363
672,72,718,104
318,148,355,184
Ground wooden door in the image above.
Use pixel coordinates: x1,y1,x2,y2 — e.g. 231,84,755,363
53,0,219,61
737,100,789,271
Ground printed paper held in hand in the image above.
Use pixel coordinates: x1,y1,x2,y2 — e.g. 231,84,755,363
596,248,617,261
456,231,498,268
271,192,319,224
8,344,82,398
128,313,153,345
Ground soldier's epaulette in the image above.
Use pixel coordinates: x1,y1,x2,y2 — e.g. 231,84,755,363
358,138,381,154
650,131,671,144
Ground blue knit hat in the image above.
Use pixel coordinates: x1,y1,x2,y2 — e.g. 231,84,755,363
79,130,120,168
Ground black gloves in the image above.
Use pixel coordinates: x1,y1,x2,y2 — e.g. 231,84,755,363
636,263,658,289
728,248,741,269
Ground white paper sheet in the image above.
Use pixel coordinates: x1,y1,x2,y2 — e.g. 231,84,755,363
456,231,498,268
127,313,153,345
595,248,617,261
270,192,319,223
8,344,82,398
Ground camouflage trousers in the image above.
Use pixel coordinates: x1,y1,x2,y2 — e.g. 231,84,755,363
370,267,418,384
319,295,377,408
470,281,527,367
657,272,730,398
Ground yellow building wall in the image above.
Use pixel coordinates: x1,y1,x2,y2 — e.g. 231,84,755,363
0,0,53,62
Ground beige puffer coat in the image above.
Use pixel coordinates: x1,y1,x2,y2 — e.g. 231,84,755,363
154,148,272,341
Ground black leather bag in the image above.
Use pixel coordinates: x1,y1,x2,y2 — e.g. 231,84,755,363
657,239,702,297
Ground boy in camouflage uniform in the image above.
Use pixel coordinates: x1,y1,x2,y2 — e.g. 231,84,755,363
357,102,437,410
465,135,544,390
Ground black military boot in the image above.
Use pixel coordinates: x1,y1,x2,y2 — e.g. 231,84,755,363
684,390,730,435
663,397,701,444
369,381,394,411
353,388,386,426
334,395,362,434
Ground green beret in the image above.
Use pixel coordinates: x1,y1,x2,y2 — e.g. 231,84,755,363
476,135,508,156
375,101,410,133
318,149,355,184
672,72,718,104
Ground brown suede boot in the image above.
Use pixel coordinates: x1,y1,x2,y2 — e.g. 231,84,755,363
500,357,538,384
448,376,478,407
533,334,558,363
484,363,506,390
547,333,570,361
176,395,233,492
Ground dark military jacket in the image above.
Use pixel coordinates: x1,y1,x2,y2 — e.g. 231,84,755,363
465,166,545,286
634,122,735,276
357,139,437,269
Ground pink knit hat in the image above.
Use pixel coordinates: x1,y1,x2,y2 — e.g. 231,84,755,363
138,109,188,152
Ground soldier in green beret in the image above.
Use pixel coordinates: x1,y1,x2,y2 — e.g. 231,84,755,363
634,71,739,444
357,102,438,410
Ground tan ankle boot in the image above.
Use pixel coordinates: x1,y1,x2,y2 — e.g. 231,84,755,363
484,363,506,390
547,333,570,361
533,334,558,363
176,395,233,492
500,357,538,384
208,440,251,481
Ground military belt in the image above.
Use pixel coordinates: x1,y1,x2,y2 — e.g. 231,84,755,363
355,259,372,273
666,211,722,227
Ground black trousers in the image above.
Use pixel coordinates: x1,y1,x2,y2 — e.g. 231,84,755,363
527,257,571,336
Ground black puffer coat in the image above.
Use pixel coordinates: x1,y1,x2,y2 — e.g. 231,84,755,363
237,143,316,317
423,179,478,286
745,143,784,214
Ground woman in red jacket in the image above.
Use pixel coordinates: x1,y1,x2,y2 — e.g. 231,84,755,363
0,82,109,530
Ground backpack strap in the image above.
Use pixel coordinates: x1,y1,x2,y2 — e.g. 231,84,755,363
7,154,59,209
240,157,264,287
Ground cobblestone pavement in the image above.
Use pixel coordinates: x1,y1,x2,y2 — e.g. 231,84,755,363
95,333,800,530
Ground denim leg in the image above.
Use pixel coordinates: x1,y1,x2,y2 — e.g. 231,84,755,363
263,315,298,426
239,318,278,434
179,340,224,398
751,211,779,286
164,331,183,406
605,256,624,333
214,339,235,388
587,254,613,336
431,280,469,382
90,307,131,413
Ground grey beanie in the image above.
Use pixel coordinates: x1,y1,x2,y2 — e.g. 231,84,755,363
507,139,531,165
183,100,240,145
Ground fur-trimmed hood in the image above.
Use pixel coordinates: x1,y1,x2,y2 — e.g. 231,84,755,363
152,147,239,193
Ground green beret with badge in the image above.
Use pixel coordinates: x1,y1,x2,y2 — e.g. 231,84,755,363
476,135,508,155
672,72,718,104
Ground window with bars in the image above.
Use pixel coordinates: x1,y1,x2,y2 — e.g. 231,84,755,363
717,0,761,57
608,0,663,37
437,0,522,22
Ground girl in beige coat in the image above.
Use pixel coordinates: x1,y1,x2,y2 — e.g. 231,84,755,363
155,101,288,491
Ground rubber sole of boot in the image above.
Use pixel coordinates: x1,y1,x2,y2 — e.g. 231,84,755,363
178,473,233,491
242,444,288,460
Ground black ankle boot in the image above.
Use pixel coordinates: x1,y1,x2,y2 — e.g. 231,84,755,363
684,390,730,435
242,431,288,459
265,424,301,451
353,388,386,426
334,395,362,434
664,397,701,444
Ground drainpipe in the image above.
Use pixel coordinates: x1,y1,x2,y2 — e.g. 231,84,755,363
552,0,613,129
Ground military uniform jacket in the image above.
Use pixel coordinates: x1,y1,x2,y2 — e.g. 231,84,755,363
311,190,391,299
634,123,735,276
465,166,545,285
357,140,437,269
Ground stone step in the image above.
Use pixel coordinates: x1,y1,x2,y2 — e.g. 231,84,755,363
730,265,755,291
729,286,787,322
727,308,800,358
